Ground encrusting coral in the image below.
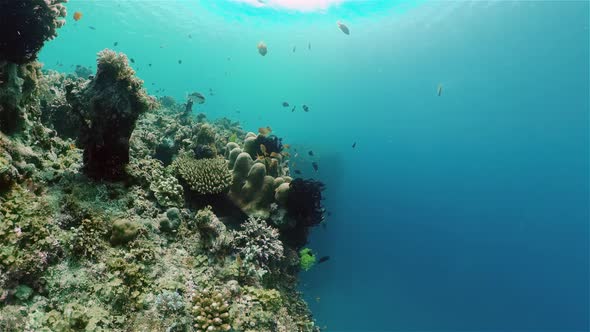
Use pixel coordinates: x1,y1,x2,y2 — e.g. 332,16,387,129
66,49,156,180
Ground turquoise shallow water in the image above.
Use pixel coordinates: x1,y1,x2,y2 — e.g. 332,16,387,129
40,1,589,330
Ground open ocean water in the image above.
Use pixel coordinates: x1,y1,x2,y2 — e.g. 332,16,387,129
38,0,589,331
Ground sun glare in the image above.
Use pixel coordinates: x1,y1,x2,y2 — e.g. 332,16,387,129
232,0,347,11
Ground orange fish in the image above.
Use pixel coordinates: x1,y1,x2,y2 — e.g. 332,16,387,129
256,155,265,161
270,152,280,158
260,144,268,156
283,144,291,149
281,151,290,158
258,126,272,136
73,11,83,21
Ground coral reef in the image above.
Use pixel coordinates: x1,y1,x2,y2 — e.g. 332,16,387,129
0,10,324,330
66,49,156,180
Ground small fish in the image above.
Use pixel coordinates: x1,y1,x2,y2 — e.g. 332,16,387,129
258,126,272,136
73,11,83,21
270,152,280,158
281,151,290,157
209,88,214,96
293,45,296,53
315,297,321,303
318,256,330,264
337,21,350,35
291,106,296,112
113,41,118,46
260,144,268,156
188,92,206,104
437,83,443,96
148,63,152,67
88,26,96,30
283,144,290,149
312,162,319,172
178,60,182,64
256,155,265,161
294,170,302,175
282,101,289,107
308,42,311,50
308,150,314,156
352,142,356,148
257,41,268,56
294,153,299,158
302,105,310,112
130,58,135,64
188,34,192,39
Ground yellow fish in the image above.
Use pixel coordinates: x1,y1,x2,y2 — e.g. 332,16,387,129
258,126,272,136
260,144,268,156
283,144,291,149
270,152,280,158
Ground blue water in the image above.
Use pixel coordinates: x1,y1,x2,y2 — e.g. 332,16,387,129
40,1,589,330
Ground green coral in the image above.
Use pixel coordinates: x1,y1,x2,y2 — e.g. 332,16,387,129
173,155,232,195
109,219,140,246
299,248,316,272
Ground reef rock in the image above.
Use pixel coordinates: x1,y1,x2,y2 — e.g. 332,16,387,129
66,49,156,180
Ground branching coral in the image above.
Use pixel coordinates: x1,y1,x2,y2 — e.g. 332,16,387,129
191,288,232,332
0,0,67,64
173,155,232,195
66,49,156,180
232,217,284,277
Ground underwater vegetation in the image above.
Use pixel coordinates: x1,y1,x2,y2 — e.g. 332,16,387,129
0,2,326,331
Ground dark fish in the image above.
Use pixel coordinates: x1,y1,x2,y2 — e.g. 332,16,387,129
327,211,332,217
337,21,350,35
318,256,330,264
291,106,296,112
312,162,318,171
302,105,310,112
352,142,356,148
308,42,311,50
308,150,314,156
114,42,118,46
294,170,302,175
188,34,192,39
293,45,296,53
178,60,182,64
188,92,206,104
88,26,96,30
130,58,135,64
282,101,289,107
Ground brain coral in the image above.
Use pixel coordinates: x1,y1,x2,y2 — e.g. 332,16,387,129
173,156,232,195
